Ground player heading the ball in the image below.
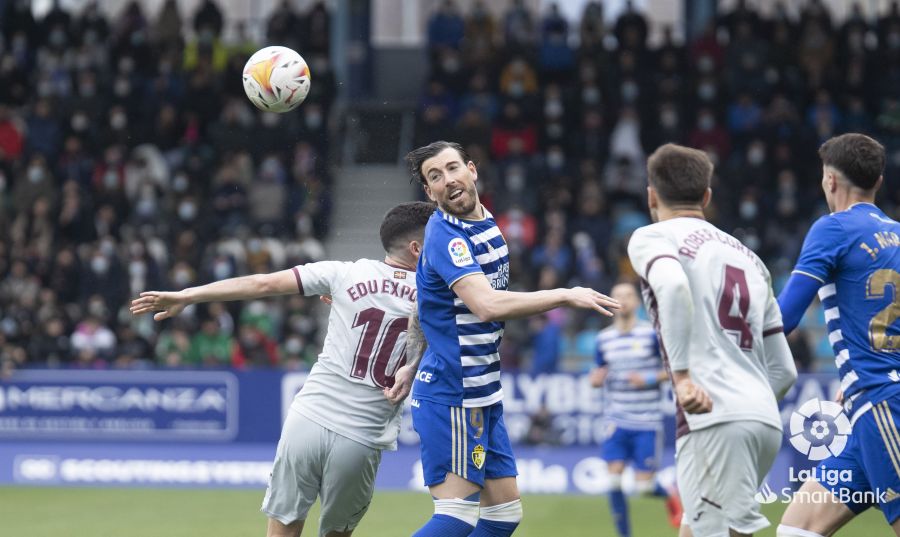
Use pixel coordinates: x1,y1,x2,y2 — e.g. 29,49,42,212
403,140,620,537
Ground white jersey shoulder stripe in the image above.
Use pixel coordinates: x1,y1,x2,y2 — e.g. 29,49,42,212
469,226,503,245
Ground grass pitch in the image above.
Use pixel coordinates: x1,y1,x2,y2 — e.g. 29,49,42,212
0,487,887,536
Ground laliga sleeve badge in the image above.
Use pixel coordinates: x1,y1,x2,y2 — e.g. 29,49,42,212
448,238,474,267
472,444,486,469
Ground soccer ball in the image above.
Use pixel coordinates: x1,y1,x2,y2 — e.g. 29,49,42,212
242,46,311,113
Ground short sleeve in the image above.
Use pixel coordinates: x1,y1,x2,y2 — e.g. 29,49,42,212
293,261,352,296
793,216,844,284
425,222,483,287
627,225,680,280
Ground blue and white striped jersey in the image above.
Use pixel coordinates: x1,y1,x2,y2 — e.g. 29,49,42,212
413,207,510,408
596,322,664,430
794,203,900,422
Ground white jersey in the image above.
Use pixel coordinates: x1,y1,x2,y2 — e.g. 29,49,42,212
628,217,784,438
289,258,416,450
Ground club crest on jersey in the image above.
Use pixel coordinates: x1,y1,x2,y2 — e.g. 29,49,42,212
448,238,473,267
393,271,407,279
472,444,485,469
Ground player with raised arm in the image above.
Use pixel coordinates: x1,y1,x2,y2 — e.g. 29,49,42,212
776,134,900,537
130,202,435,537
589,281,682,537
403,141,621,537
628,144,797,537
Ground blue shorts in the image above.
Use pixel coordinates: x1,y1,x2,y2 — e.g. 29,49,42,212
601,423,660,472
411,398,518,488
817,396,900,524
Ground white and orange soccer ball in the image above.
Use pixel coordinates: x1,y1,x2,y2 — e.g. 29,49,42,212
242,46,311,113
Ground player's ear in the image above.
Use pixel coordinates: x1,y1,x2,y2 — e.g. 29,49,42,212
468,161,478,182
874,175,884,192
423,183,436,202
701,188,712,208
409,238,423,259
647,186,658,210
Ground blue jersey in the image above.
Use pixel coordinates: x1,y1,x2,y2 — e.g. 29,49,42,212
413,207,510,408
794,203,900,419
595,322,664,430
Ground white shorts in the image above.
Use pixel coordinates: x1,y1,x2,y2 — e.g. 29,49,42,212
676,420,781,537
261,410,382,536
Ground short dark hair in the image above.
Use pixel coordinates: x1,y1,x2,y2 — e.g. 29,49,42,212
819,133,885,190
405,140,470,186
647,143,713,204
379,201,435,253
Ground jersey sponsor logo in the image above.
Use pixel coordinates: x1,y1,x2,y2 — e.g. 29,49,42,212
448,238,473,267
416,371,434,383
490,262,510,290
472,444,485,469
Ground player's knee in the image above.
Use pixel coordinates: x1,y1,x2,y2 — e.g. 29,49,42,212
776,525,825,537
635,479,655,496
434,497,481,527
480,499,523,524
607,473,623,491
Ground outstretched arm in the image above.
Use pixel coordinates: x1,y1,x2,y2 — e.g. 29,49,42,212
451,273,620,322
384,307,427,404
131,269,299,321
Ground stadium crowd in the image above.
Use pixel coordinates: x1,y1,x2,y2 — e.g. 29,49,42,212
0,0,336,373
419,0,900,374
4,0,900,376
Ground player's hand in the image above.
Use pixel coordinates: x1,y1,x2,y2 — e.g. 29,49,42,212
130,291,189,321
564,287,621,316
834,389,844,405
627,371,647,388
384,364,416,405
320,295,333,305
589,367,607,388
674,378,713,414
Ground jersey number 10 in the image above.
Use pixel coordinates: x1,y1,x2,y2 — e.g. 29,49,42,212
351,307,409,388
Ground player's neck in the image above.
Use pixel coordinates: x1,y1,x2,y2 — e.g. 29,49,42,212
656,204,705,222
834,193,877,213
614,315,637,332
383,254,415,271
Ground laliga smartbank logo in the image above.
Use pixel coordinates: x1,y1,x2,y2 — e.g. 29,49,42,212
788,398,851,460
755,398,889,505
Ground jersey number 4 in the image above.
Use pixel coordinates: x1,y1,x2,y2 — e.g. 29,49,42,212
718,265,753,350
351,307,408,388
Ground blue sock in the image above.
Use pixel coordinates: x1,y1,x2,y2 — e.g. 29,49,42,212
412,514,474,537
653,482,669,497
608,489,630,537
468,519,519,536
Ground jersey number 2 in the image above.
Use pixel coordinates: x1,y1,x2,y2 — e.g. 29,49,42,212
866,269,900,351
351,307,408,388
718,265,753,350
